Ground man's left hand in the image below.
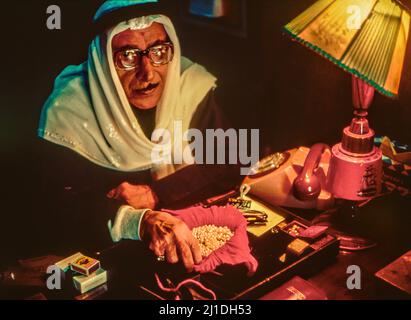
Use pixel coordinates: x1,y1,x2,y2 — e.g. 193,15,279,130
107,182,159,210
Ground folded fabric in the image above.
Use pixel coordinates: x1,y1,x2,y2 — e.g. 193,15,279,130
164,205,258,276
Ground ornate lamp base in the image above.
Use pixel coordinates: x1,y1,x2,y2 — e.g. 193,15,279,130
312,201,377,251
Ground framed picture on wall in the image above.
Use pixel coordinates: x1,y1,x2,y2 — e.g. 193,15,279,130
180,0,248,38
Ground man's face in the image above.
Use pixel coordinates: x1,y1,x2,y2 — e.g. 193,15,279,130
112,23,169,110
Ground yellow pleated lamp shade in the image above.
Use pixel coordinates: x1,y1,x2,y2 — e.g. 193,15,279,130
284,0,410,97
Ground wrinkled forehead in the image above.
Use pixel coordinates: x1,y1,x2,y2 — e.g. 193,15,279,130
111,22,168,51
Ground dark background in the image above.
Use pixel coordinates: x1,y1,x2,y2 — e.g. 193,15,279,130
1,0,410,262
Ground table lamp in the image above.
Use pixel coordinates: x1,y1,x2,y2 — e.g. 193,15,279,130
283,0,410,249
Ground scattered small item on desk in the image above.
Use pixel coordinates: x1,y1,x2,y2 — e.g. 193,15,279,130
228,197,252,209
283,221,307,237
309,234,335,251
70,254,101,276
202,190,237,207
242,209,268,226
72,268,107,294
192,225,233,257
228,184,252,210
277,221,288,229
259,276,328,300
54,252,84,272
287,239,310,257
299,226,329,240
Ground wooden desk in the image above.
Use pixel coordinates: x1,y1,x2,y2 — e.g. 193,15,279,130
1,193,409,300
295,193,411,300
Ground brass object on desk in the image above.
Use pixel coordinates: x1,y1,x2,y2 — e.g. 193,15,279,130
287,239,310,257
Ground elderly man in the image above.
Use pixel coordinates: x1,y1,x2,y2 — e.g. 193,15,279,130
38,0,240,271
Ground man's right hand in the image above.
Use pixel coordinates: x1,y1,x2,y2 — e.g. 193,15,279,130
140,211,202,272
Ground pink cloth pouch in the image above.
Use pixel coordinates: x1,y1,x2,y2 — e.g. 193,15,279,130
163,205,258,276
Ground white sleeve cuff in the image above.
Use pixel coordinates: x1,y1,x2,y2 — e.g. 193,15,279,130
107,206,151,242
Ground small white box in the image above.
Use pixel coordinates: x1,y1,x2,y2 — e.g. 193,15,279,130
73,268,107,294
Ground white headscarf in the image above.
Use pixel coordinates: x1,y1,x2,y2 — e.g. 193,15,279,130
38,14,216,176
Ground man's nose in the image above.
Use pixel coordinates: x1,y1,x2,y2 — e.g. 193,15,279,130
137,56,155,82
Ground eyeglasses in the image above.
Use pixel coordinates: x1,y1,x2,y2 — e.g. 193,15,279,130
114,42,174,71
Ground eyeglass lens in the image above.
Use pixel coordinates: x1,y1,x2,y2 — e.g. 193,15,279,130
115,43,173,70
